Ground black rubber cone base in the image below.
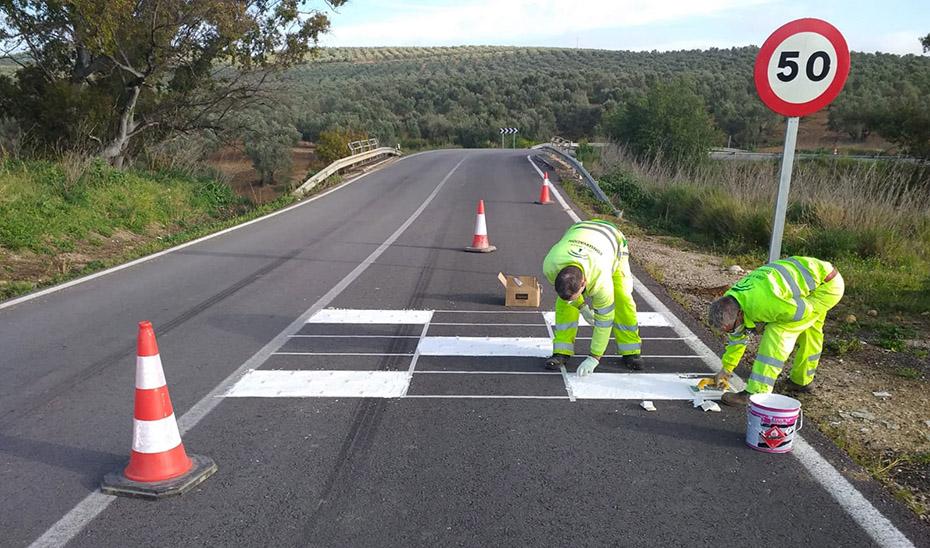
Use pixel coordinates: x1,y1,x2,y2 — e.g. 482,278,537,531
101,454,217,500
464,245,496,253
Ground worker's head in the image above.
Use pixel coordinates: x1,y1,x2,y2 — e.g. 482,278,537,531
555,265,585,301
708,295,743,334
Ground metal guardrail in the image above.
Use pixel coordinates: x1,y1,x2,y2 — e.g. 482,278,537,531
348,139,379,155
532,142,623,218
293,146,401,198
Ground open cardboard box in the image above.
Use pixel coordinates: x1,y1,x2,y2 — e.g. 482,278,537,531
497,272,542,307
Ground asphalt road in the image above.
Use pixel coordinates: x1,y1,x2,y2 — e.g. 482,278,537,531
1,149,927,547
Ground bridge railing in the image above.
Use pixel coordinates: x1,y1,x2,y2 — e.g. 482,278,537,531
532,140,622,217
348,139,380,155
293,145,401,198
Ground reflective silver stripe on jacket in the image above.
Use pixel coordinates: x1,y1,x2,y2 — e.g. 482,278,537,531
786,257,817,292
727,338,747,346
554,322,578,332
595,303,615,315
768,262,806,322
806,352,821,362
749,373,776,386
594,319,613,328
573,222,619,257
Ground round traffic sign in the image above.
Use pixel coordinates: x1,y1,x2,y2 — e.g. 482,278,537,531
754,18,850,117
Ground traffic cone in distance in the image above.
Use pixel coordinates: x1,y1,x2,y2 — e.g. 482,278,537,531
537,172,553,204
464,199,497,253
101,321,217,499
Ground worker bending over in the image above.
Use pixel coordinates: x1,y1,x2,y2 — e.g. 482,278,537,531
543,219,643,375
708,256,844,406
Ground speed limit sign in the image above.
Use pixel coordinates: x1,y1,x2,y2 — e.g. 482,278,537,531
754,18,850,117
755,18,850,263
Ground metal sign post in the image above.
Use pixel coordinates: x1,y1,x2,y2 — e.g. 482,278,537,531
753,18,849,261
768,116,799,262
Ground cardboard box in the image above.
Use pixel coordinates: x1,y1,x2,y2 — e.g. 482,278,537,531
497,272,542,307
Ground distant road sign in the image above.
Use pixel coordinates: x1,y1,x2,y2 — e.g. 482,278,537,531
499,127,518,135
754,18,850,117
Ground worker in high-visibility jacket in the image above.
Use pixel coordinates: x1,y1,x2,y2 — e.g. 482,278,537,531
708,256,844,406
542,219,643,375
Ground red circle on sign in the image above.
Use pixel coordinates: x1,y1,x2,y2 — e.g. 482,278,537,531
754,18,850,117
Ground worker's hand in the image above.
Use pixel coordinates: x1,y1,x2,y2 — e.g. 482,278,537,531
715,369,733,386
578,305,595,325
577,356,599,377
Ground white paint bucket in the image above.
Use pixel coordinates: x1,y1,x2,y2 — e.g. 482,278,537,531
746,393,803,453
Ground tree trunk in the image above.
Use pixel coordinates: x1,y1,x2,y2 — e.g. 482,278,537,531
99,85,142,168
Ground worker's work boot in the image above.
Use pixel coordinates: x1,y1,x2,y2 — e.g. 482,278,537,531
781,380,814,395
544,354,568,371
720,390,750,407
621,354,644,371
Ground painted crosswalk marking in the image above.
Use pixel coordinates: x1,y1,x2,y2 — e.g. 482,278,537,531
223,307,712,399
225,370,409,398
307,309,434,324
542,311,670,327
417,336,551,357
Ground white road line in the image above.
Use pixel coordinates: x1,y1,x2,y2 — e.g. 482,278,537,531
401,320,432,397
429,322,545,327
289,335,422,339
543,310,576,402
542,310,670,327
308,309,433,324
405,395,570,400
417,336,551,357
566,373,702,400
529,152,916,548
432,309,542,314
3,163,390,313
414,371,562,375
224,370,410,398
272,352,416,357
29,155,469,548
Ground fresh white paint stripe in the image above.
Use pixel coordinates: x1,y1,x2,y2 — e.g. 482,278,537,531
273,352,415,357
4,161,393,313
542,311,670,327
224,370,410,398
131,415,183,453
417,337,551,357
430,322,544,327
30,152,468,548
290,335,422,339
134,355,167,390
415,371,562,375
566,373,701,400
405,395,570,400
308,309,433,324
532,153,915,548
433,309,541,314
402,321,432,397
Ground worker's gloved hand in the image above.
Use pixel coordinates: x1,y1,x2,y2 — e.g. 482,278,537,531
578,305,595,325
715,369,733,386
577,356,599,377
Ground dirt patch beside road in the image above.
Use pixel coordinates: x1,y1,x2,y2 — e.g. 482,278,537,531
631,233,930,522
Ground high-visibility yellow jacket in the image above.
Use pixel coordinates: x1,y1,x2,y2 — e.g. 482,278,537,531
543,220,628,356
721,256,836,371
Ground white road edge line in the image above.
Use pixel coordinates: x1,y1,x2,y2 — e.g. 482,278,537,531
526,154,916,548
28,155,468,548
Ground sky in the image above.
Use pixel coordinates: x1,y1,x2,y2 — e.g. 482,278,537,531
318,0,929,55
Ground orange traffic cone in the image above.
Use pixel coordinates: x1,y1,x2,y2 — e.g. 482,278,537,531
537,172,553,204
464,200,497,253
101,321,217,499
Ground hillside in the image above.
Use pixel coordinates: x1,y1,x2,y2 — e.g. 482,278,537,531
280,46,930,152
